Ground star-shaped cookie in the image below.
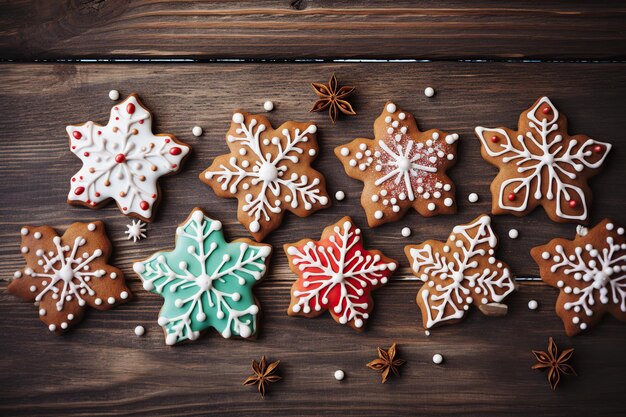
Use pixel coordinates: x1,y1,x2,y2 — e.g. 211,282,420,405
284,216,398,331
9,221,131,333
200,111,330,241
475,97,611,223
67,94,191,222
335,102,459,227
531,219,626,336
404,215,515,330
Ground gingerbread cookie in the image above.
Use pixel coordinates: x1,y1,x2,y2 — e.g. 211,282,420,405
284,216,398,331
531,219,626,336
200,111,330,241
9,221,131,333
404,215,515,330
475,97,611,223
133,208,271,345
335,102,459,227
67,94,191,222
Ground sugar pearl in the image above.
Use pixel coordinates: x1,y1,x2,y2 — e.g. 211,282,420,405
528,300,539,310
134,325,145,336
263,100,274,112
401,227,411,237
334,370,345,381
424,87,435,97
108,90,120,101
335,191,345,201
432,353,444,364
468,193,479,203
192,126,203,137
508,229,519,239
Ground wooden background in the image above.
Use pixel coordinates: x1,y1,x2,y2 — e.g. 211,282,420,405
1,2,625,417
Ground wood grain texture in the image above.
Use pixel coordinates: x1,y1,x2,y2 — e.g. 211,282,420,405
0,63,625,416
1,1,626,61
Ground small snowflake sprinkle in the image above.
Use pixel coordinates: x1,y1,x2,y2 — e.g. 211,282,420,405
125,220,147,243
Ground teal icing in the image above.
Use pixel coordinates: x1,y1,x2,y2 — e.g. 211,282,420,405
134,209,271,345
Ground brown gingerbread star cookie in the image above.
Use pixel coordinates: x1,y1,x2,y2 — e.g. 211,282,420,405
531,219,626,336
9,221,131,333
404,214,515,330
475,97,611,223
335,102,459,227
200,111,330,241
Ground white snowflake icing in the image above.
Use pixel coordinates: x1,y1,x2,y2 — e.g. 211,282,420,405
475,97,611,221
133,209,271,345
125,220,147,242
286,218,397,329
67,94,190,220
202,113,329,237
541,222,626,333
407,215,515,329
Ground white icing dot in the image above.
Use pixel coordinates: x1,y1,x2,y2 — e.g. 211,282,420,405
21,247,29,254
541,251,550,260
263,100,274,112
232,113,244,124
107,297,116,305
108,90,120,100
528,300,538,310
20,227,29,235
34,232,42,239
444,198,453,207
49,324,56,332
95,298,103,305
374,210,383,219
424,87,435,97
386,103,397,113
432,353,444,364
86,223,96,232
468,193,479,203
340,147,350,156
401,227,411,237
192,126,203,137
335,191,345,201
334,370,345,381
134,325,145,336
427,203,436,211
67,314,74,320
13,271,22,279
61,322,68,329
120,291,129,300
39,308,46,316
249,220,260,233
606,223,614,231
29,285,37,292
508,229,519,239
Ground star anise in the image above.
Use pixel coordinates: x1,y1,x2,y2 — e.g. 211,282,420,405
367,342,406,383
243,355,282,398
310,73,356,123
532,337,576,390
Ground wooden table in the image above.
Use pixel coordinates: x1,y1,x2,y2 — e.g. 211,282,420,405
1,2,625,416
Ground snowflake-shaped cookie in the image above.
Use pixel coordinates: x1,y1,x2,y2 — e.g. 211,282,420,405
284,216,398,331
531,219,626,336
475,97,611,223
67,94,191,222
335,102,459,227
8,221,131,333
200,111,330,241
133,208,271,345
404,215,515,330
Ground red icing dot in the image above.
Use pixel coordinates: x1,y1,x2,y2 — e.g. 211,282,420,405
83,152,89,157
169,146,182,156
507,193,516,201
122,206,128,211
74,186,85,195
593,145,604,154
72,131,82,139
79,176,83,180
71,146,76,150
71,178,76,182
139,120,144,124
97,130,102,135
90,201,96,206
95,192,100,197
165,138,171,143
541,106,550,115
490,136,499,143
115,117,119,120
126,103,136,114
151,194,156,198
115,153,126,163
171,164,178,169
568,199,578,208
139,201,149,211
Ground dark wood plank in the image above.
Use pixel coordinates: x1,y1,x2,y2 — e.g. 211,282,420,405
0,62,625,416
1,1,626,61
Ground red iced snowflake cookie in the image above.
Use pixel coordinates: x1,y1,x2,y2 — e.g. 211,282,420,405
475,97,611,223
67,94,191,222
9,221,131,333
531,219,626,336
284,216,398,331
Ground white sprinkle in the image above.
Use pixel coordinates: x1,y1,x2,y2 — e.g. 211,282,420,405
108,90,120,101
427,202,436,211
468,193,479,203
48,324,56,332
39,308,46,316
21,247,29,254
508,229,519,239
528,300,539,310
107,297,116,305
87,223,96,231
401,227,411,237
192,126,203,137
20,227,29,236
374,210,383,219
334,370,345,381
576,225,588,237
134,325,145,336
424,87,435,97
335,191,345,201
95,298,102,305
444,198,453,207
263,100,274,112
432,353,444,364
386,103,397,113
425,330,431,336
13,271,22,279
340,147,350,156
